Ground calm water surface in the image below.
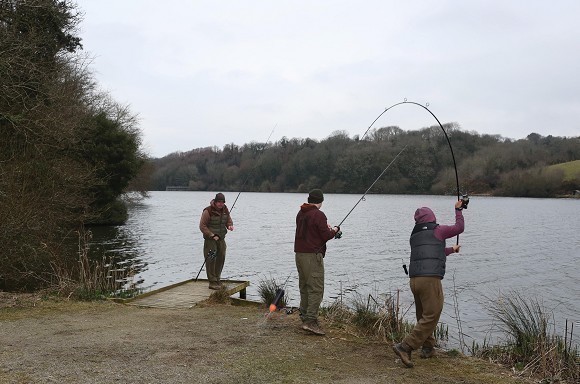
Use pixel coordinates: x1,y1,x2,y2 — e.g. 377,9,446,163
93,191,580,348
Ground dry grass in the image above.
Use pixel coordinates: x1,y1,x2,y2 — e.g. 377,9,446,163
322,290,415,344
0,297,536,384
48,228,141,300
474,291,579,383
206,286,232,304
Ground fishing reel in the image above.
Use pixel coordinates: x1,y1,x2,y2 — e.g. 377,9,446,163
207,249,217,260
334,227,342,239
460,193,470,210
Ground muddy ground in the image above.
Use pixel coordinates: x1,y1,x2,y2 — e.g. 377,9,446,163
0,293,533,384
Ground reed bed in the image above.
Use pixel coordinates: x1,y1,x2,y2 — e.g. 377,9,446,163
473,290,579,383
322,290,417,343
49,228,141,300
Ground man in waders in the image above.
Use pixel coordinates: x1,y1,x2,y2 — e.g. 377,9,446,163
199,193,234,290
393,199,465,367
294,189,341,336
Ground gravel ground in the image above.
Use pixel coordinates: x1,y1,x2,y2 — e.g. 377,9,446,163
0,293,533,384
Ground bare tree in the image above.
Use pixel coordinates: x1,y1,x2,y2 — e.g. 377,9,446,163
1,0,145,290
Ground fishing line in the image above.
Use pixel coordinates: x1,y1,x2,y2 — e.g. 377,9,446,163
361,99,465,243
194,125,276,281
362,100,459,199
336,144,408,228
310,144,408,258
229,124,277,211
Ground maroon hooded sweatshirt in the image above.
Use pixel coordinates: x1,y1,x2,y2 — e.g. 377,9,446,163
294,203,337,256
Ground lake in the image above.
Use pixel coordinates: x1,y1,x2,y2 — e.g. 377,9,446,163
92,191,580,350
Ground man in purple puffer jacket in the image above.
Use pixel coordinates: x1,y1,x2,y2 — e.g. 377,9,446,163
393,200,465,367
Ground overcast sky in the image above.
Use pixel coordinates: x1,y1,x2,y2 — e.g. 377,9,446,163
76,1,580,158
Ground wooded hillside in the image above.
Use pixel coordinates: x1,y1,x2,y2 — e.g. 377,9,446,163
150,126,580,198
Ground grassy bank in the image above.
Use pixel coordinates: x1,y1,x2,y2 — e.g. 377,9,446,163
258,280,580,383
0,293,536,384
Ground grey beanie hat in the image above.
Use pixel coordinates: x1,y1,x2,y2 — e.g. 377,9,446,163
308,189,324,204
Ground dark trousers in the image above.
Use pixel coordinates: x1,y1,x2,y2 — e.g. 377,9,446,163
295,252,325,323
203,238,226,283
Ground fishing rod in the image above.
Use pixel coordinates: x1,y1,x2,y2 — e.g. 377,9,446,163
229,125,276,212
336,144,408,228
268,273,292,314
310,144,408,258
361,100,459,199
361,100,467,243
194,125,276,282
194,249,215,281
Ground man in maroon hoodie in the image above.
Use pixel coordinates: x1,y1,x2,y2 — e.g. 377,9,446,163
294,189,340,336
393,199,465,367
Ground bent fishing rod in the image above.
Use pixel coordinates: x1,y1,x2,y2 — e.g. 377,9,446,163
362,100,467,243
229,125,276,212
361,100,459,198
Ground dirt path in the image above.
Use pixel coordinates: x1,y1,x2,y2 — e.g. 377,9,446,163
0,294,532,384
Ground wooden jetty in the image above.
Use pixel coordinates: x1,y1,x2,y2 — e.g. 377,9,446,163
111,279,250,309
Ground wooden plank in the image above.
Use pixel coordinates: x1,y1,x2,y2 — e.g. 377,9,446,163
112,279,251,309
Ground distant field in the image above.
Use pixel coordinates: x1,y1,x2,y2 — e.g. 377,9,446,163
547,160,580,180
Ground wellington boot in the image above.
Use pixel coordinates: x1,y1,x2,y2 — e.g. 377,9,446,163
392,342,414,368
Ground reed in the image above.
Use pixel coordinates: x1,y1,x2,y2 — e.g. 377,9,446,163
256,276,288,308
49,227,140,300
322,289,417,343
473,291,579,382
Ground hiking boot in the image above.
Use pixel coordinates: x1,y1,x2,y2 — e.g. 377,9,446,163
302,321,326,336
208,282,221,290
392,342,414,368
420,347,435,358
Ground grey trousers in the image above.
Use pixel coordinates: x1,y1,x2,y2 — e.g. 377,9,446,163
203,238,226,283
295,252,325,323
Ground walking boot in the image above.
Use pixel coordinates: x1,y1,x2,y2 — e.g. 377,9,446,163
302,320,326,336
420,347,435,358
392,342,414,367
208,282,220,290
